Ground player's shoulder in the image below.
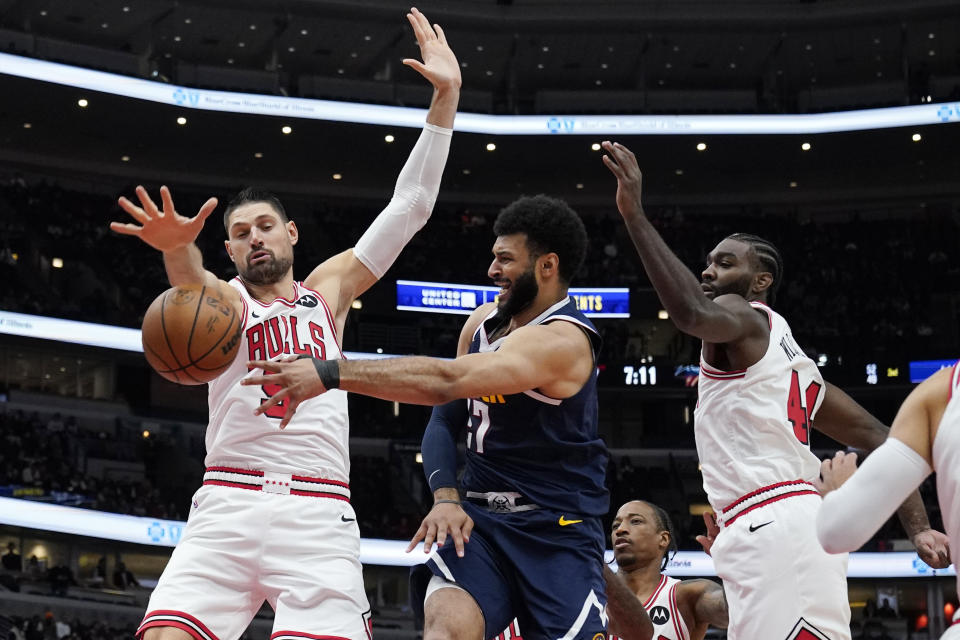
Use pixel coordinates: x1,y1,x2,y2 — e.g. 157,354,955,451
912,365,955,409
463,302,497,334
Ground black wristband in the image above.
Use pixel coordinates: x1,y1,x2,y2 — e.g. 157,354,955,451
433,499,461,506
305,356,340,389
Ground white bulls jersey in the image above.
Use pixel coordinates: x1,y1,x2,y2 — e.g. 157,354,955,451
609,575,689,640
205,278,350,480
933,362,960,595
694,301,823,511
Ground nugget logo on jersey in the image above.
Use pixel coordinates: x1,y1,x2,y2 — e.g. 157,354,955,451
246,316,327,362
296,294,319,308
649,606,670,625
480,394,506,404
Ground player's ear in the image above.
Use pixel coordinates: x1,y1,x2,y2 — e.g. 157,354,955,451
224,240,235,263
753,271,773,295
539,252,559,279
287,220,299,246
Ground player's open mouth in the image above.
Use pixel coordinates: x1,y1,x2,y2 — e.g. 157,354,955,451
496,282,511,296
701,283,714,297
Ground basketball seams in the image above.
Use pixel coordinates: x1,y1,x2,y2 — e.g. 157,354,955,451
144,283,241,385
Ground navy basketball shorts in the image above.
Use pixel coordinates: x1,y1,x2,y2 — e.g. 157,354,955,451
418,502,608,640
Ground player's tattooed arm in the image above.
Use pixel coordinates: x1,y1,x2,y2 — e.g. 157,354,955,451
603,565,654,640
685,579,728,629
814,380,951,568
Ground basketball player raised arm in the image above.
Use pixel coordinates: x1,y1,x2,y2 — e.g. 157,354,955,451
110,7,460,338
600,140,950,568
815,366,952,566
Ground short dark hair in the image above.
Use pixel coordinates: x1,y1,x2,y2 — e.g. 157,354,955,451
640,500,678,572
725,233,784,305
223,187,288,233
492,195,588,284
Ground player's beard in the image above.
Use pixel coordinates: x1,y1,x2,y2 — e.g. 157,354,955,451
240,249,293,286
497,266,539,319
711,272,753,299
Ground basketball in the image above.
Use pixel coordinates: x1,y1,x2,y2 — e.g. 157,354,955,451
141,282,243,385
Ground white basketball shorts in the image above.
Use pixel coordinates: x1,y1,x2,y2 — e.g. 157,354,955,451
137,478,372,640
711,487,851,640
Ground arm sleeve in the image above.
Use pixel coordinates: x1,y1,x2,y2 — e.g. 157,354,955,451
353,123,453,278
817,438,932,554
421,399,466,492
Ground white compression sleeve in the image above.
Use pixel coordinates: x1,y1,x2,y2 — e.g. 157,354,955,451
353,122,453,278
816,438,932,554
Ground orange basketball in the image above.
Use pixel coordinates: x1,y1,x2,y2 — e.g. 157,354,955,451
141,282,243,385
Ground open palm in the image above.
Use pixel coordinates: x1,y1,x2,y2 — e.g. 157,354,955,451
403,8,461,91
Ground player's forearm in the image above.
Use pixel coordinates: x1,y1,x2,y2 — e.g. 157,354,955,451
424,84,459,129
896,490,934,539
621,212,711,335
338,357,463,405
694,583,729,629
603,566,654,640
162,244,214,287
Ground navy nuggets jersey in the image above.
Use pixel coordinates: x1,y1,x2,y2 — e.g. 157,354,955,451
459,297,609,516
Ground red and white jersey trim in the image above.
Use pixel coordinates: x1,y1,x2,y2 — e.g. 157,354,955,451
138,609,220,640
719,479,819,527
202,467,350,501
609,575,688,640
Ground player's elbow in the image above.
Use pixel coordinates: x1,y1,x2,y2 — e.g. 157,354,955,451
816,511,859,554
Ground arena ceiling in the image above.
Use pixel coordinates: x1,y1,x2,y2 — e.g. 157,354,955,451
0,0,958,207
0,0,958,113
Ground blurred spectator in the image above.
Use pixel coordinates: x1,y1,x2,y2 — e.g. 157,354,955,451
111,561,138,590
2,542,22,572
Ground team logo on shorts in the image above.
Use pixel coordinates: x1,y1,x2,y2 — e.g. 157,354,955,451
649,606,670,625
786,618,830,640
491,495,511,512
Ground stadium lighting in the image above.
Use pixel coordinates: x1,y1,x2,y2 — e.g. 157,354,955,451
801,142,811,151
384,134,395,143
912,133,922,142
176,116,187,125
77,98,88,107
281,125,292,134
696,142,707,151
486,142,496,151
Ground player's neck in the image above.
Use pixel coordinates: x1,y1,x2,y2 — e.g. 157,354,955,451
621,562,667,601
508,287,569,329
242,274,296,305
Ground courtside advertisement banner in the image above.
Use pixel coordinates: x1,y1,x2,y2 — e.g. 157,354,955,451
1,497,953,576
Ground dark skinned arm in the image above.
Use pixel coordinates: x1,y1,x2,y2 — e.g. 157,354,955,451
813,381,950,567
603,565,653,640
681,579,728,630
602,141,759,344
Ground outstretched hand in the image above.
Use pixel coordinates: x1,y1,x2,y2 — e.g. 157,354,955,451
407,502,474,558
602,141,645,222
243,356,329,429
403,7,461,91
110,185,217,252
695,511,720,556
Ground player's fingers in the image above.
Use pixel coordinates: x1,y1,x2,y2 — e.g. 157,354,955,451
406,11,426,45
614,142,637,159
601,154,624,178
241,375,269,386
108,222,143,236
462,516,474,542
196,197,218,222
435,522,448,548
248,360,283,372
402,59,429,76
254,389,288,416
159,185,176,216
135,185,160,215
117,197,150,223
449,526,465,558
422,522,437,553
279,398,301,430
406,523,428,552
434,24,448,46
411,7,434,39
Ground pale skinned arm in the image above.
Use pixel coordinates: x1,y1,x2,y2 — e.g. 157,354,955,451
304,7,460,328
110,186,241,311
812,380,950,567
602,141,768,344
